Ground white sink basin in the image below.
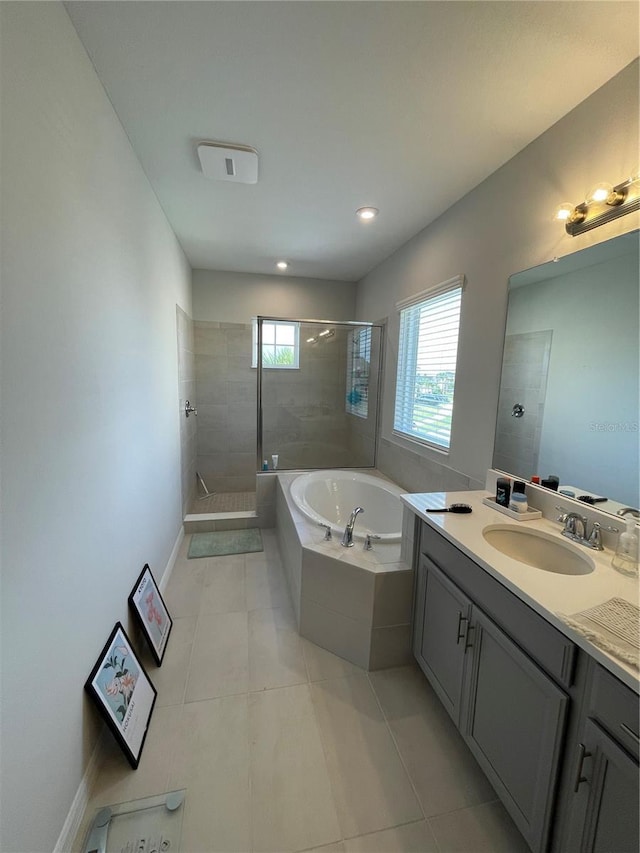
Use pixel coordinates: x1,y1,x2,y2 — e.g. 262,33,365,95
482,524,595,575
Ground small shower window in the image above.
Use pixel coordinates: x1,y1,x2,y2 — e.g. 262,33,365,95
252,319,300,369
345,326,371,418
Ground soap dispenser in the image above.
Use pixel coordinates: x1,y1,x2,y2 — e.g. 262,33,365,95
612,517,640,578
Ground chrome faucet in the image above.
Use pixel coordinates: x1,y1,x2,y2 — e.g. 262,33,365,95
556,506,618,551
562,512,588,542
341,506,364,547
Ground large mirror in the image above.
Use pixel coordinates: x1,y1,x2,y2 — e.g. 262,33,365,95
493,230,639,516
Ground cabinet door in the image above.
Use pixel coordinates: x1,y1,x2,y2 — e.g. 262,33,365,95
414,557,471,726
462,608,568,853
565,718,639,853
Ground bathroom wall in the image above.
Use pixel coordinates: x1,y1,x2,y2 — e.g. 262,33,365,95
0,5,192,852
193,269,357,324
192,271,358,480
357,59,639,494
177,306,197,515
262,325,351,469
194,320,256,493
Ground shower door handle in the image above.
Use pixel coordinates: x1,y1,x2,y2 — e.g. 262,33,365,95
185,400,197,418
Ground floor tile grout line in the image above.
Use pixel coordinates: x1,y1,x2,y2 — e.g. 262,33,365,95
365,670,428,824
305,678,348,847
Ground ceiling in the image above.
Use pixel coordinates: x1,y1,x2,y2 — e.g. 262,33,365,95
65,1,640,282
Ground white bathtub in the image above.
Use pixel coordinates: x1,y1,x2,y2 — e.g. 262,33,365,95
289,470,404,542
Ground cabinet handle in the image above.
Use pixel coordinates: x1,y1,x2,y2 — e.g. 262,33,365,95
456,612,468,645
620,723,640,744
573,743,592,792
464,624,474,651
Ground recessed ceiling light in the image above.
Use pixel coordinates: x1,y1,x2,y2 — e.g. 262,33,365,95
356,207,379,221
276,260,289,270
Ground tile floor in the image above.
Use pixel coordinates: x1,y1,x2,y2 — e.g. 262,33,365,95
76,530,529,853
189,491,257,515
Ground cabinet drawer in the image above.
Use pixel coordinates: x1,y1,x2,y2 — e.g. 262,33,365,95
589,662,640,760
421,521,576,687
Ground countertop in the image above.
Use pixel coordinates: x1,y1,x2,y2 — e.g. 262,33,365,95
401,489,640,694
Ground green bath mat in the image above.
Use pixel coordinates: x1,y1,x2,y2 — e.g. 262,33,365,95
188,528,263,558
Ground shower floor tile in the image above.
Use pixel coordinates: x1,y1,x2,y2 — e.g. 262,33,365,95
189,490,256,514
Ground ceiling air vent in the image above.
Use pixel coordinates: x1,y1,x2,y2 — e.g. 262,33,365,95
197,141,258,184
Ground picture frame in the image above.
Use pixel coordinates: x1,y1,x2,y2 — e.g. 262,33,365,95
85,622,157,769
128,564,173,666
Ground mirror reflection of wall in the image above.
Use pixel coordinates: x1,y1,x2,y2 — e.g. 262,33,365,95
494,231,639,511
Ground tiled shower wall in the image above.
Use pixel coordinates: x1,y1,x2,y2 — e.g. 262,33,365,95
177,306,196,517
261,328,351,468
194,321,256,493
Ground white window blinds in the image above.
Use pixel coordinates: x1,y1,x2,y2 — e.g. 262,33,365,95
345,326,372,418
394,278,463,450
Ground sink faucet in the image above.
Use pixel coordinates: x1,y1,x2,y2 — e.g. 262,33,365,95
556,506,618,551
562,512,588,542
341,506,364,547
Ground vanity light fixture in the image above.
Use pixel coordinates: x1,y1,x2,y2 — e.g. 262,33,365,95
276,260,289,270
356,207,379,221
318,328,334,338
306,336,317,344
555,174,640,236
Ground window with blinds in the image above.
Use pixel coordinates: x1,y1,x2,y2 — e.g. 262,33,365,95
394,278,463,450
345,326,372,418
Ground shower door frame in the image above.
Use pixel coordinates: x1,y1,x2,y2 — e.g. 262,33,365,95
256,316,385,472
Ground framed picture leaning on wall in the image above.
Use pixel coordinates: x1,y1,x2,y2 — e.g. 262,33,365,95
128,564,173,666
85,622,157,769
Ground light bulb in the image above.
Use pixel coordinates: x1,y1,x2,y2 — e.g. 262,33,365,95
276,260,289,270
588,183,613,204
555,203,574,222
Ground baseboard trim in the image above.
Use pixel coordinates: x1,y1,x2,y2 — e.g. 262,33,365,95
52,730,106,853
159,525,184,593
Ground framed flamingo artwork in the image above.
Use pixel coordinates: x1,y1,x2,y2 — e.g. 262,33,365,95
128,564,173,666
85,622,157,768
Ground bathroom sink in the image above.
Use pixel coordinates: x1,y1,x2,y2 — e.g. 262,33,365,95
482,524,595,575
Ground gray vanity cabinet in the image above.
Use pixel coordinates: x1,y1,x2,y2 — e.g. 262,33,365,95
561,661,639,853
413,556,471,726
564,718,639,853
413,521,573,852
462,608,568,852
412,518,640,853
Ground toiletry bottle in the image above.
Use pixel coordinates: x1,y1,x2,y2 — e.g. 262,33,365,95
496,477,511,507
531,476,540,485
509,481,528,513
612,517,639,578
262,460,268,471
271,454,279,471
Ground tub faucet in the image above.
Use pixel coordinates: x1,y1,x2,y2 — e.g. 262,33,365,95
341,506,364,547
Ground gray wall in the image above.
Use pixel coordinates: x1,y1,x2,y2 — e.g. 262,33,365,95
193,269,357,323
356,60,639,494
192,271,359,480
0,5,192,851
195,321,256,492
177,306,197,515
